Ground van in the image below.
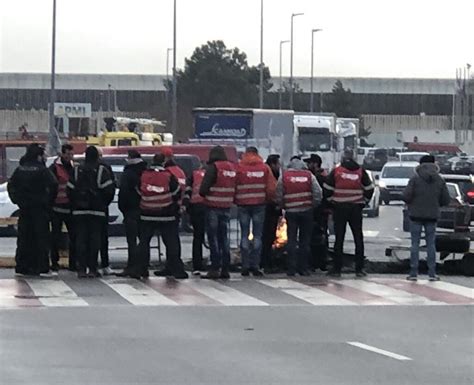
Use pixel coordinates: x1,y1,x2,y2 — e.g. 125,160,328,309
378,161,417,205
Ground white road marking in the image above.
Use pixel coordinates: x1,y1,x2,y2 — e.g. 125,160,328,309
102,278,178,306
260,279,355,306
363,230,380,237
347,341,412,361
416,280,474,300
337,279,444,305
26,279,88,307
185,280,268,306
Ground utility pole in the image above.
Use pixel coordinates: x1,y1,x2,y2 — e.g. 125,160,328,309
259,0,264,108
171,0,178,140
279,40,290,109
310,29,322,112
48,0,60,155
289,12,303,110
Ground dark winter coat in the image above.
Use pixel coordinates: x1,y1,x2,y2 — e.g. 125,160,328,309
118,159,147,214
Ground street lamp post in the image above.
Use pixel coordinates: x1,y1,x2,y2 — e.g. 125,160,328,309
259,0,264,109
171,0,178,139
289,12,304,110
310,28,322,112
279,40,290,110
166,48,173,81
48,0,59,155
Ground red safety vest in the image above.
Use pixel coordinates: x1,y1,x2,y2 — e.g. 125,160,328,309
235,162,268,206
282,170,313,210
139,169,173,212
332,166,364,204
190,169,205,205
166,165,186,190
53,158,71,207
205,161,236,209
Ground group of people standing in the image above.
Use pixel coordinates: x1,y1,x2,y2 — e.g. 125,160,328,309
8,142,379,280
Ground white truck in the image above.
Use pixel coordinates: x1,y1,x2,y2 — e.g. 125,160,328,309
293,113,338,171
336,118,359,154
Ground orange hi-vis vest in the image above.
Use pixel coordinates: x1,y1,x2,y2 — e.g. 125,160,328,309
139,169,173,212
53,158,71,208
190,169,205,205
205,161,236,209
282,169,313,210
235,162,268,206
332,166,364,204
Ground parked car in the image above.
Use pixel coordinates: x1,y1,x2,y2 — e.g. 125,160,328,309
441,174,474,222
397,152,429,163
448,156,474,175
378,161,417,205
363,171,380,217
363,148,388,171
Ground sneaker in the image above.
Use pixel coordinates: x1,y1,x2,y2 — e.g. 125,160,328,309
192,270,201,276
173,271,189,280
327,270,341,278
219,270,230,279
77,270,88,279
116,269,131,277
14,272,27,278
406,275,417,282
39,271,54,278
141,270,149,279
429,275,441,282
154,269,172,277
87,271,102,278
50,270,59,277
202,270,220,280
241,268,250,277
355,270,368,278
251,268,264,277
101,266,114,276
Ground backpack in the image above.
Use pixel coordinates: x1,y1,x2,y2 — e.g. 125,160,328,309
74,166,98,209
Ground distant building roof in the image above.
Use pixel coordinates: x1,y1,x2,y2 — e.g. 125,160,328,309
0,73,455,95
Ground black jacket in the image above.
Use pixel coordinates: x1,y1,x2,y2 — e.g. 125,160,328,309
323,159,374,206
118,159,147,214
67,163,115,216
199,146,228,197
8,160,58,210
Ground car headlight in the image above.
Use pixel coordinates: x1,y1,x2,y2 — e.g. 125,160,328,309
378,181,386,188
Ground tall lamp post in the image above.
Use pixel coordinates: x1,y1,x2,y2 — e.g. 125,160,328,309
171,0,178,139
289,12,304,110
310,28,322,112
166,48,173,80
259,0,264,108
279,40,290,110
48,0,59,155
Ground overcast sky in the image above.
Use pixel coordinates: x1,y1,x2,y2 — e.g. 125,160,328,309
0,0,472,78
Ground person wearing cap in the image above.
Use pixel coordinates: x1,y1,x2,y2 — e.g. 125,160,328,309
8,143,58,277
260,154,282,272
116,150,147,277
323,149,374,278
304,153,329,271
235,147,276,277
403,155,450,281
276,156,322,276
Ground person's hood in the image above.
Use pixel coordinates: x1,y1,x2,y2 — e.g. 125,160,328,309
208,146,227,164
341,158,360,171
164,159,176,168
124,158,147,172
416,163,440,183
240,152,263,166
288,158,308,170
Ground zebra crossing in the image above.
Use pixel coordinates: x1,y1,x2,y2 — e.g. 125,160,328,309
0,275,472,308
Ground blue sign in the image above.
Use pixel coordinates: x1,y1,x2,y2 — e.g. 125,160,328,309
194,114,252,139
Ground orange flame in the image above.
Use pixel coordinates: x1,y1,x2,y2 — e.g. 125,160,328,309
273,217,288,249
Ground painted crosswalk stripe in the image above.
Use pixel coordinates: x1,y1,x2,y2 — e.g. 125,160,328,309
102,278,178,306
347,342,412,361
26,279,88,307
372,278,474,305
185,279,268,306
415,280,474,300
337,279,443,305
311,281,396,305
0,279,41,308
260,279,355,306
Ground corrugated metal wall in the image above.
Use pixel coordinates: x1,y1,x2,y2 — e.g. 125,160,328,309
361,114,451,133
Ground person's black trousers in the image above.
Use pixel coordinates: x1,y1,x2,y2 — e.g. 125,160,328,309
123,209,140,271
189,204,206,270
50,210,76,270
134,219,185,276
75,215,104,273
260,205,281,268
100,210,110,268
333,204,365,272
16,208,50,274
311,209,328,270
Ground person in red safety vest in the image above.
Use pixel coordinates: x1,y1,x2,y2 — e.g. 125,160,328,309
276,156,322,276
49,144,76,272
199,146,236,279
132,153,188,280
183,163,207,274
235,147,276,277
323,149,374,278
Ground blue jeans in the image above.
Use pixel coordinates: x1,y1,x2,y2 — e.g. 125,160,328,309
286,210,314,273
238,205,265,269
410,221,437,277
206,208,231,271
